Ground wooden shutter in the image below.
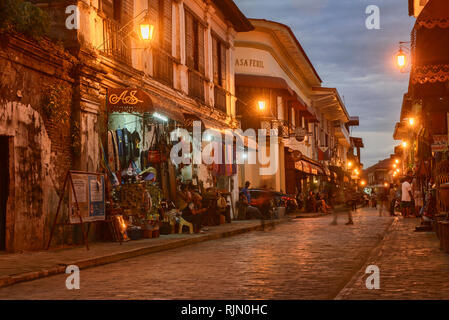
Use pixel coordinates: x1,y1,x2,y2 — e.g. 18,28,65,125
101,0,114,18
197,23,205,74
212,37,219,84
185,11,195,69
162,0,172,53
220,43,226,87
148,0,159,44
114,0,123,21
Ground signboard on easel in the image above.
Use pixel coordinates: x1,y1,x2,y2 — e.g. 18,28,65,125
47,170,105,250
69,173,105,224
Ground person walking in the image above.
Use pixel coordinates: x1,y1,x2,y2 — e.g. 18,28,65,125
378,186,389,217
343,188,356,225
388,183,396,216
401,176,413,218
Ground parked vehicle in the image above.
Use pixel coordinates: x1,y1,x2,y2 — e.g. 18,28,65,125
248,189,281,219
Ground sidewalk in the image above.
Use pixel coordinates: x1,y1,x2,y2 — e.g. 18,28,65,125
336,216,449,299
0,218,289,289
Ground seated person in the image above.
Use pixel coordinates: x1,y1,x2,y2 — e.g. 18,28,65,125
317,194,331,213
181,193,208,233
176,184,191,211
306,191,317,212
237,192,249,220
217,192,231,223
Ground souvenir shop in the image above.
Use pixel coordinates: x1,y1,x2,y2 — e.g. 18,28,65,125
102,88,237,241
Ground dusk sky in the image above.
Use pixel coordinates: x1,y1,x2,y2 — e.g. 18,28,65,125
234,0,415,168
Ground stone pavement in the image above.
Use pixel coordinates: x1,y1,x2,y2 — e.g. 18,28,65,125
337,216,449,300
0,219,285,289
0,208,396,299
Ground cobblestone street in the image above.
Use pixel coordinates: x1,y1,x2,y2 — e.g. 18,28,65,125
338,216,449,300
0,208,398,300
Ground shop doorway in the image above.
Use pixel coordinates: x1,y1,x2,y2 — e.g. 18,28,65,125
0,136,9,250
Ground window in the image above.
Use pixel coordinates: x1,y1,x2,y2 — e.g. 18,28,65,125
212,36,227,88
185,10,205,74
101,0,122,21
150,0,173,86
149,0,172,53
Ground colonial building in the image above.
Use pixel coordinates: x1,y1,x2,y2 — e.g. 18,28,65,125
0,0,253,252
234,19,362,196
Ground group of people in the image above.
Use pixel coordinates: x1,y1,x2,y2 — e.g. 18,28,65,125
368,172,427,219
305,191,333,214
176,183,230,233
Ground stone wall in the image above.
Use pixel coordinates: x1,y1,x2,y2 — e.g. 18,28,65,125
0,33,77,252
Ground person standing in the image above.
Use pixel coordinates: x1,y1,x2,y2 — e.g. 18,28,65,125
401,176,413,218
343,188,356,225
241,181,252,205
389,184,396,216
378,186,389,217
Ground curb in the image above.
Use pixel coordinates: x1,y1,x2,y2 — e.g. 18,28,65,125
0,219,288,289
333,217,399,300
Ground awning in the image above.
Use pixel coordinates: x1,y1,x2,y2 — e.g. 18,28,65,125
416,0,449,29
235,74,295,96
294,158,324,175
412,0,449,85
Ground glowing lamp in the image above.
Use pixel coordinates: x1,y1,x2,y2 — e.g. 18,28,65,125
395,49,407,69
140,23,155,41
258,100,266,111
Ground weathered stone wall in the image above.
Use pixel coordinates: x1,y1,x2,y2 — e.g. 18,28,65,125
0,33,77,252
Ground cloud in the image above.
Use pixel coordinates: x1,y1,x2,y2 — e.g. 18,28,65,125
234,0,414,167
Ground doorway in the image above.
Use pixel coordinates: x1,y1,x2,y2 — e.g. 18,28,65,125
0,136,9,250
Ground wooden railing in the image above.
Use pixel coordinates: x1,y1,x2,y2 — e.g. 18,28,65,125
153,49,174,87
102,18,131,64
188,69,205,102
260,119,291,138
214,86,227,113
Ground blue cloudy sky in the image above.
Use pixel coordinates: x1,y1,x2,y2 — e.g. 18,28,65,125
234,0,415,168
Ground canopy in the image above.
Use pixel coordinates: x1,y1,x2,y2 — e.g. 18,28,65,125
412,0,449,85
416,0,449,29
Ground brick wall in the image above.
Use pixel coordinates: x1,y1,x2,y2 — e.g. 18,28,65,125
0,33,78,251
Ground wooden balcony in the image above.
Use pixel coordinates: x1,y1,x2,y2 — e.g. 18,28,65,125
188,69,205,103
260,119,291,138
153,49,174,88
214,86,227,114
102,18,131,64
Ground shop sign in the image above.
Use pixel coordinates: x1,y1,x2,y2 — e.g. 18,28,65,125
107,88,153,113
235,58,264,69
432,134,448,152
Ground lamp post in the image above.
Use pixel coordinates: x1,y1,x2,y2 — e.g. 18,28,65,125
97,9,155,51
394,41,411,73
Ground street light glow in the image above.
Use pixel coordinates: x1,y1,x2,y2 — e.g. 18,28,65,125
408,118,415,126
258,100,266,111
395,49,406,69
402,141,408,148
140,23,155,41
